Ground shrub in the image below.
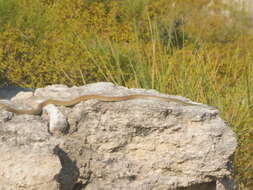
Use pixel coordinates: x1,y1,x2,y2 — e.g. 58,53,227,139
0,0,253,188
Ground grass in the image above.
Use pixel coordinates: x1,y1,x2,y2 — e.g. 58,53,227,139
0,0,253,188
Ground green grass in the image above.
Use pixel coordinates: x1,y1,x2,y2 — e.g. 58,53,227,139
0,0,253,188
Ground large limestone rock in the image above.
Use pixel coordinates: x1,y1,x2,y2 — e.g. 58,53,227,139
0,82,237,190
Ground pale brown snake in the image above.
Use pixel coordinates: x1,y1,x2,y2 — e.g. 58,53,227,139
0,94,210,115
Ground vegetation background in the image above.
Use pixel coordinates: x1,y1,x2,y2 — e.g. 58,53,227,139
0,0,253,188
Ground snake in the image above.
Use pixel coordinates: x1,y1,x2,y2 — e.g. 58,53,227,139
0,94,207,115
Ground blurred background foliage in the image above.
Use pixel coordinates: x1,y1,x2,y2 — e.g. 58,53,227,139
0,0,253,188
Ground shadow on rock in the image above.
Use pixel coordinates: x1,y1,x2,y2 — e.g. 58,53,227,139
53,145,86,190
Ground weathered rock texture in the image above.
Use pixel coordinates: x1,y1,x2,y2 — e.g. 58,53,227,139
0,82,237,190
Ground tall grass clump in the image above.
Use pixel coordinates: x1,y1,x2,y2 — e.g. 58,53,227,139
0,0,253,188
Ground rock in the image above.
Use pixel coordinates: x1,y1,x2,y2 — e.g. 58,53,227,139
43,104,69,135
0,115,62,190
11,91,34,101
0,82,237,190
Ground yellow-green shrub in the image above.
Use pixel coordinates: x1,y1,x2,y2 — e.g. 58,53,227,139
0,0,253,188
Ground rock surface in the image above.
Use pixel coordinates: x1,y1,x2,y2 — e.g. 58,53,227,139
0,82,237,190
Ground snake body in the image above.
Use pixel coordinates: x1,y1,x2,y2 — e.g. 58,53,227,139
0,94,203,115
